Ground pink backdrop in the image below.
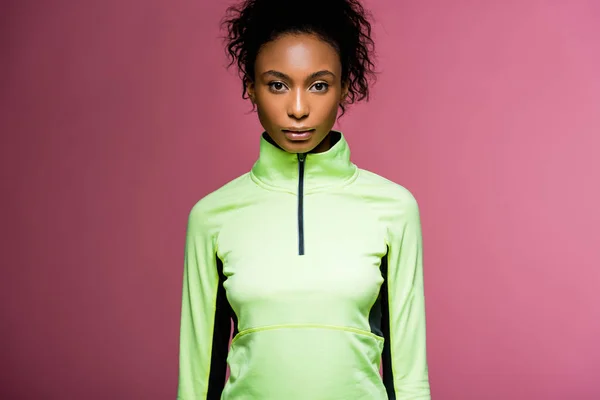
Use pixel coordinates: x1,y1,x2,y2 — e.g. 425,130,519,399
2,0,599,399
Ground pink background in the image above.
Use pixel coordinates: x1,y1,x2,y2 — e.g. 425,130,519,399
2,0,599,399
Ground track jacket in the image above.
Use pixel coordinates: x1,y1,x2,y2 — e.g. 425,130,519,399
177,131,430,399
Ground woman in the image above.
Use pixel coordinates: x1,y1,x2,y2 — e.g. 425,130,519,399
177,0,431,399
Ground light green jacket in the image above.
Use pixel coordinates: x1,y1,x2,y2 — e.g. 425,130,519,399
177,131,430,399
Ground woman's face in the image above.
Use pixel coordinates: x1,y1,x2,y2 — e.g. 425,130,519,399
247,33,348,154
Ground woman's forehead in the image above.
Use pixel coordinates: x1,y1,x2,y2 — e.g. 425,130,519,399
255,33,341,76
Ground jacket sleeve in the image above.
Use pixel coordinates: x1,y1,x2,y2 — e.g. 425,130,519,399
177,205,231,399
381,196,431,399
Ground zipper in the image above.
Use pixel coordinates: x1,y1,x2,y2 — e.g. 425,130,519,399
297,153,306,255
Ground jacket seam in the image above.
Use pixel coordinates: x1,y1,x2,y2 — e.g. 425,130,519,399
230,323,385,346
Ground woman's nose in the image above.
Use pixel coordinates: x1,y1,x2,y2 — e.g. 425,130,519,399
287,88,309,119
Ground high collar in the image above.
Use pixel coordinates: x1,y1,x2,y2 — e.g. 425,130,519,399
250,131,358,193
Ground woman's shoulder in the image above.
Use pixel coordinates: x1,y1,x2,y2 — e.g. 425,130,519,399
352,168,421,230
187,172,253,227
354,167,419,206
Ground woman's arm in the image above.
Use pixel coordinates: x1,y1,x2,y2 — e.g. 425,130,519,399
381,196,431,399
177,205,231,399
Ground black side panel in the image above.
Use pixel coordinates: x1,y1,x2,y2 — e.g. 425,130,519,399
206,257,233,400
231,310,239,339
368,288,383,337
380,249,396,399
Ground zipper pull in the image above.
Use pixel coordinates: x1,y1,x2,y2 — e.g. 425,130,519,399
298,153,306,163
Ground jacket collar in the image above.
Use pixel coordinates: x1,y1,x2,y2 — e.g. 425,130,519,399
250,131,358,193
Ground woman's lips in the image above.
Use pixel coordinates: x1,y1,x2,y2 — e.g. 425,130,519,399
282,129,315,141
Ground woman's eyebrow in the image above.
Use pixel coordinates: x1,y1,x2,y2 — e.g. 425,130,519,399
261,70,336,81
308,70,336,80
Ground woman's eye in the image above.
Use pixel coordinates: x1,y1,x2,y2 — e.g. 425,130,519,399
268,82,286,92
311,82,329,92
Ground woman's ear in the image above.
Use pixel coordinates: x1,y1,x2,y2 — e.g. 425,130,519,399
340,81,349,104
246,79,256,104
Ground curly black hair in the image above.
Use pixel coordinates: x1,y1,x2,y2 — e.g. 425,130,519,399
221,0,377,116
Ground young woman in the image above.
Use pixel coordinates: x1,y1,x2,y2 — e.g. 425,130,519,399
177,0,431,399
